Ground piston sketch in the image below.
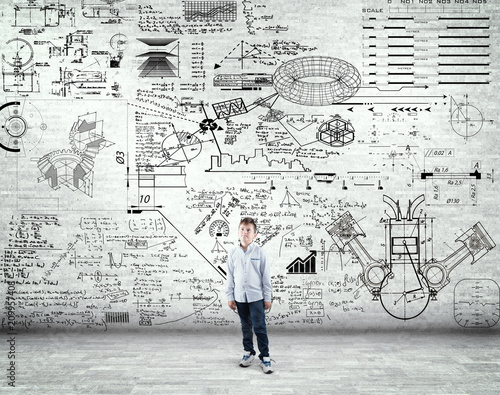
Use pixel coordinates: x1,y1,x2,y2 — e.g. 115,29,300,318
326,195,495,320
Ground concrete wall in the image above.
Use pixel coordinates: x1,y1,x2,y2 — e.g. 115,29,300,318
1,0,499,333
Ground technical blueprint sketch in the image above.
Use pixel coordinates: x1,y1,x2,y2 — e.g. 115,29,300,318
1,0,499,336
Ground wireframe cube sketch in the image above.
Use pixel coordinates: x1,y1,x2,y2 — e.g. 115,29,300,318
272,56,361,106
317,115,355,147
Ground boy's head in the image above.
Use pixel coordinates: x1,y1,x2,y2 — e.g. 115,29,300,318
238,217,257,247
239,217,257,232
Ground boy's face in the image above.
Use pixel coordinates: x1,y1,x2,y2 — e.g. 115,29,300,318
238,222,257,247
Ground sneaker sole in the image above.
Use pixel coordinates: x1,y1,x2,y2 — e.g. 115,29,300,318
239,358,254,367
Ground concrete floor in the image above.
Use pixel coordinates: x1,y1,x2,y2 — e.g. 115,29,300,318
2,330,500,394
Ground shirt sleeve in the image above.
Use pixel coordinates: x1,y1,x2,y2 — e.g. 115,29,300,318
225,249,235,302
260,249,272,302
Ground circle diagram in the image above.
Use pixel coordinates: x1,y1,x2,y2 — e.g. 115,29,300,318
451,104,483,138
422,262,447,290
209,220,229,237
5,116,28,138
161,132,202,163
2,38,34,68
110,33,128,51
364,262,389,290
379,267,431,320
0,100,45,154
273,56,361,106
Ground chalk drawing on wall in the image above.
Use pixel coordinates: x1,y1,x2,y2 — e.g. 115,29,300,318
326,195,496,320
0,98,45,155
37,112,113,197
454,279,500,328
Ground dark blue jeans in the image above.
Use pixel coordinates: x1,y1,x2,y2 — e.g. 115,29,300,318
236,299,269,360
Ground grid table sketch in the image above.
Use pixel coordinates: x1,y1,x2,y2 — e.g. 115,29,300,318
184,1,237,22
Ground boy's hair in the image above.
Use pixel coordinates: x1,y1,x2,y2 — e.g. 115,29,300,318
239,217,257,232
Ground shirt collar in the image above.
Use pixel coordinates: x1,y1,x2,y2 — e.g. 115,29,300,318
240,241,255,253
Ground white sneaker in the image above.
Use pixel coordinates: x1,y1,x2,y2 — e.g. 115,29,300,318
260,357,273,374
239,352,255,367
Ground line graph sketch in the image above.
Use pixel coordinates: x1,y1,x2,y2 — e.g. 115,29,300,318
184,1,237,22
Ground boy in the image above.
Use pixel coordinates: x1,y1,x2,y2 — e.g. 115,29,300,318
226,217,273,374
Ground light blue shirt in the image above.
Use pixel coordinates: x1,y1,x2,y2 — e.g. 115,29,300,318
226,242,272,303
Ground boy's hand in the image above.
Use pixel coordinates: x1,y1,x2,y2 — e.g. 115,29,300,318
228,300,237,310
264,301,272,310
